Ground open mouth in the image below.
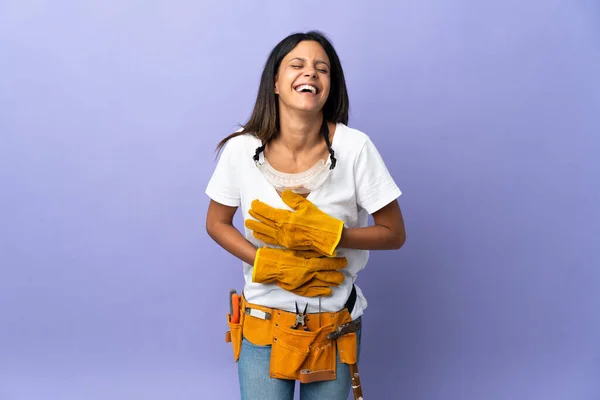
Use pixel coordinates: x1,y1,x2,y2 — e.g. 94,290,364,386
294,84,319,95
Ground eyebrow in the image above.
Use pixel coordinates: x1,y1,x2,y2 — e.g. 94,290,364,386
289,57,330,68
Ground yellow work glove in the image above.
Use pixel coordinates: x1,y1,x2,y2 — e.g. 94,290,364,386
252,247,346,296
245,190,345,257
281,276,340,297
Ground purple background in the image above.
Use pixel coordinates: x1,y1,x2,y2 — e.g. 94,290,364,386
1,1,599,399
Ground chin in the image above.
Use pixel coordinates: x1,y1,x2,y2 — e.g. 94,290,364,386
292,102,325,114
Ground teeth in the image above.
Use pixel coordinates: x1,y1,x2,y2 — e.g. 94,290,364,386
296,84,317,94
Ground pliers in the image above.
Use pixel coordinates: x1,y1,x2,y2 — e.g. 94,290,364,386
290,302,310,331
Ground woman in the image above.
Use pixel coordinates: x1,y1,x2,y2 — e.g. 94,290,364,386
205,31,406,400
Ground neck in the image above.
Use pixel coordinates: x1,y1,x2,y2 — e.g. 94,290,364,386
276,109,324,152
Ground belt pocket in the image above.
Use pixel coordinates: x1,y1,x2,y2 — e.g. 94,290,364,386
299,337,337,382
241,307,273,346
270,325,318,379
336,331,357,364
225,314,243,362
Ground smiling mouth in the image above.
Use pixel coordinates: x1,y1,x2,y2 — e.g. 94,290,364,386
294,84,319,95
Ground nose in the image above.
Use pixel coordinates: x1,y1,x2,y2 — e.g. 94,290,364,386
304,69,317,78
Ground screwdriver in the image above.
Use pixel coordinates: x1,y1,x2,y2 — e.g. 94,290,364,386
229,289,240,324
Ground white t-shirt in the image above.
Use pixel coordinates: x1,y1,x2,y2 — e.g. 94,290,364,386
205,122,402,320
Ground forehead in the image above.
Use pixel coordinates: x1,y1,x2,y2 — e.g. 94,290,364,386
284,40,330,63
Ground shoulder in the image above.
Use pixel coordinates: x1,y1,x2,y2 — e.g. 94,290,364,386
334,123,370,146
333,123,377,160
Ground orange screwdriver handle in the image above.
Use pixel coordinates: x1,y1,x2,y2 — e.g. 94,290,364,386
231,293,240,324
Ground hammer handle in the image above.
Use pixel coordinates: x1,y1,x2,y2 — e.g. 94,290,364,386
349,363,364,399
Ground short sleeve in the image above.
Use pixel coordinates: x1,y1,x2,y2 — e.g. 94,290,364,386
354,138,402,214
205,140,241,207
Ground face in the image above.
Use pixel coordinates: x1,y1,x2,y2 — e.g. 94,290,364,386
274,40,331,115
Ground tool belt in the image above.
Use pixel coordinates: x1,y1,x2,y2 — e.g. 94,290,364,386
225,287,360,383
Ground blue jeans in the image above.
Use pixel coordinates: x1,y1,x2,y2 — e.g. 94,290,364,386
238,318,362,400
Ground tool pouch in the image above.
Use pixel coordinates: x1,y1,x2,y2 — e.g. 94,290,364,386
336,331,358,365
225,304,244,362
270,324,334,381
229,294,357,382
243,298,353,382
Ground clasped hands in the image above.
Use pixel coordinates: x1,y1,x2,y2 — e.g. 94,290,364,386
245,190,346,297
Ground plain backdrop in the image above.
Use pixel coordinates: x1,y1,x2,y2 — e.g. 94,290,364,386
1,0,599,399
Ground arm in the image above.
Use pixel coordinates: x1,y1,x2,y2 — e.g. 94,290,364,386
205,199,257,265
337,200,406,250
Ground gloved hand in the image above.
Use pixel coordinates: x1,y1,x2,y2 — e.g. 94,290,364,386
252,247,346,297
245,190,345,257
281,276,340,297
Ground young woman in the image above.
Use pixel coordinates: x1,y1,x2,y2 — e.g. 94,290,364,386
206,31,406,400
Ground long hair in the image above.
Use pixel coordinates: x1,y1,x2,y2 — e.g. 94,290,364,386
216,31,350,153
